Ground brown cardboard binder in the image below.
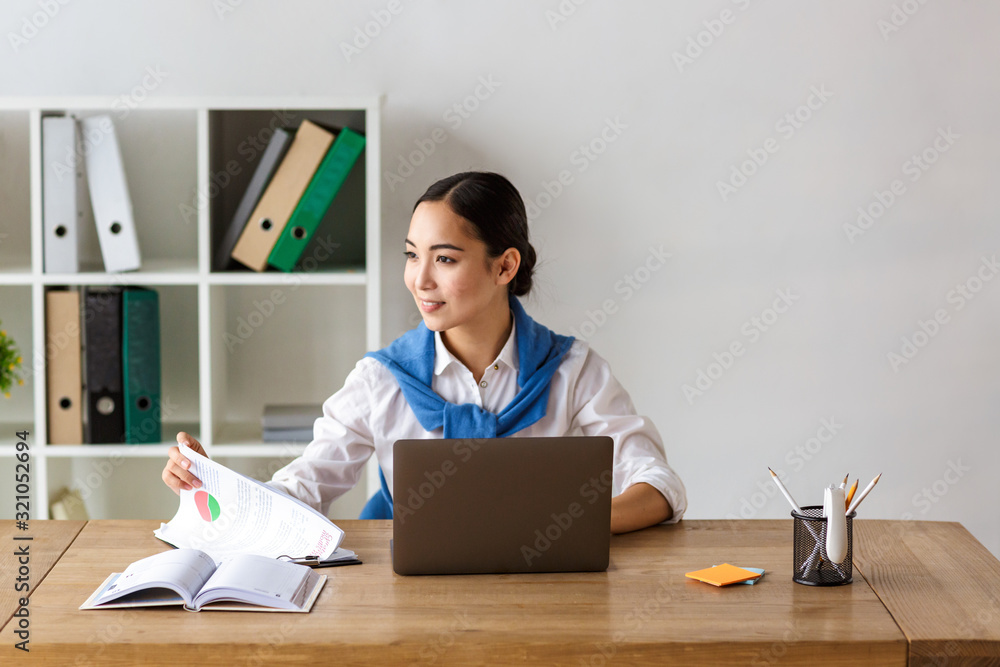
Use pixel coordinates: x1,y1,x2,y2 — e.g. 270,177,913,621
45,289,83,444
230,120,336,271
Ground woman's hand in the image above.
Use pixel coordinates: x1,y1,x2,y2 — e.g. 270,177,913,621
162,431,207,495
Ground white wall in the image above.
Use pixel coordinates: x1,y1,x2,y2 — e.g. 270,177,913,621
3,0,998,556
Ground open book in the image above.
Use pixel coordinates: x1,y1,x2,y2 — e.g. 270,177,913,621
80,549,326,612
154,444,355,565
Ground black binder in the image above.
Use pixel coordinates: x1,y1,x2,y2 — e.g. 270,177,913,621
83,287,125,443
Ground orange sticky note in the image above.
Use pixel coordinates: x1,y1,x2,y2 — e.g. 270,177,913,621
685,563,762,587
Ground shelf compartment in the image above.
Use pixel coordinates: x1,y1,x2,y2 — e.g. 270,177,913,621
34,284,200,446
42,107,199,273
207,284,364,446
207,108,367,274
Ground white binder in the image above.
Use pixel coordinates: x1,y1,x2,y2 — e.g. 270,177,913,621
81,115,141,273
42,116,85,273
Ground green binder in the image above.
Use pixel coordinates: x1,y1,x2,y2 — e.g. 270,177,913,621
122,287,161,444
267,127,366,272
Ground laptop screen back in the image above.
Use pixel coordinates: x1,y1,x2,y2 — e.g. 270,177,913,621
392,436,613,575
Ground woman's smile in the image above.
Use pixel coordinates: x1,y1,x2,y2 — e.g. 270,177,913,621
419,300,445,313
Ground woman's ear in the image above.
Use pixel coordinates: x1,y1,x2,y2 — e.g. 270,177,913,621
495,248,521,287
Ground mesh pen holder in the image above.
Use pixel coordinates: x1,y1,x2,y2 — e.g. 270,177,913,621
792,505,855,586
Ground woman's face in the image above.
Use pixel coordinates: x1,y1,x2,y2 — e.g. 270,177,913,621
404,200,511,333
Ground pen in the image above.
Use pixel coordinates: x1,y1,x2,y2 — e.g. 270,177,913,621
280,555,363,568
307,557,363,569
768,467,803,514
846,473,881,515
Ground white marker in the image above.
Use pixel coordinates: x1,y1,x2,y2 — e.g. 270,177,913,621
823,485,848,564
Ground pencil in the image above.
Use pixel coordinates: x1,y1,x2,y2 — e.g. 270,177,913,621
768,467,803,514
846,473,881,515
845,479,859,511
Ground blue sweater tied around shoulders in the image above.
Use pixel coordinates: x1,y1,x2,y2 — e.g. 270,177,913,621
358,295,574,519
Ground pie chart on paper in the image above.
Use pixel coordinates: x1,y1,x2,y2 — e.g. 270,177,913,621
194,490,221,522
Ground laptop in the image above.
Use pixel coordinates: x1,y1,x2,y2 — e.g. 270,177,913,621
391,436,613,575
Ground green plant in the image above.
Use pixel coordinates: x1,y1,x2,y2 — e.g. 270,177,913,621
0,321,25,398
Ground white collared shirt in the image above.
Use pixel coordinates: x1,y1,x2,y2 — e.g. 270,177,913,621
268,319,687,523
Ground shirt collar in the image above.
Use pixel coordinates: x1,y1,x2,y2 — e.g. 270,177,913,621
433,315,519,377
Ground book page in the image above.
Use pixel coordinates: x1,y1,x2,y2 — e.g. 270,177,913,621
154,444,344,563
94,549,217,608
193,553,320,611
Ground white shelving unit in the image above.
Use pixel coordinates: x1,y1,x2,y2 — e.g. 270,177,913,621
0,97,381,521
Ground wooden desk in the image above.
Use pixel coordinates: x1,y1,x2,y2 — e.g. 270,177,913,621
0,520,85,630
853,520,1000,666
2,519,911,665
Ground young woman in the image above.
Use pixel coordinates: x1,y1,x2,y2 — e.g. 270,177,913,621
163,172,686,534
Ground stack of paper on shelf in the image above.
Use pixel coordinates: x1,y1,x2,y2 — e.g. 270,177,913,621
261,403,321,443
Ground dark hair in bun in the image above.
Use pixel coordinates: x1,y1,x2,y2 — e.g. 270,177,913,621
415,171,536,296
